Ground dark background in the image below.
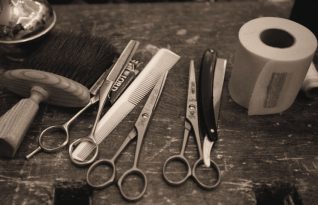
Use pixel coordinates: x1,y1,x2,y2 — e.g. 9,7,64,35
47,0,317,39
48,0,291,4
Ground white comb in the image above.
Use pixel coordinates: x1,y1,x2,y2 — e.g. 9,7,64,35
71,48,180,161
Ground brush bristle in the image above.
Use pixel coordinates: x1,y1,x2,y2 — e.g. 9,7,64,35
2,31,118,87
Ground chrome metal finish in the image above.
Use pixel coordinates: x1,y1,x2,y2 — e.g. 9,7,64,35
0,0,56,43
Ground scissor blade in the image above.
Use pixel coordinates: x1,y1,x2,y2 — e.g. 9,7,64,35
153,72,168,109
135,71,168,127
152,71,169,110
97,40,140,107
89,68,109,95
88,40,139,95
186,60,202,145
107,40,140,82
98,40,139,95
187,60,198,115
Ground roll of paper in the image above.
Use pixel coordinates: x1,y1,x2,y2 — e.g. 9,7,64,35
229,17,317,115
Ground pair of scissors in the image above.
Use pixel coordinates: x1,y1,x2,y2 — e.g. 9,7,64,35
25,40,139,160
86,72,168,201
162,60,221,189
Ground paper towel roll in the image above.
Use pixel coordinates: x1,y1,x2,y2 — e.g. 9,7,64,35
229,17,317,115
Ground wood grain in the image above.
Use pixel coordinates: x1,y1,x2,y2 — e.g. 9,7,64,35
1,1,318,205
1,69,90,107
0,69,90,157
0,98,39,157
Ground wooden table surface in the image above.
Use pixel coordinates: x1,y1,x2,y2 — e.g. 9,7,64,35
1,1,318,205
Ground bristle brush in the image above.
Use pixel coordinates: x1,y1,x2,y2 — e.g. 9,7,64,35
2,31,118,87
0,31,119,158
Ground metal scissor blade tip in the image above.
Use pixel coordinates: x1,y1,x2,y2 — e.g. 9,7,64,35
89,40,140,95
107,40,140,81
190,59,195,69
188,59,196,83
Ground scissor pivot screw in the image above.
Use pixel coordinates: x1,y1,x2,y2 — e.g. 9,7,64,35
210,129,215,133
189,104,196,114
142,113,149,119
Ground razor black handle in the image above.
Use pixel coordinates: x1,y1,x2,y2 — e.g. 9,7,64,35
198,49,218,142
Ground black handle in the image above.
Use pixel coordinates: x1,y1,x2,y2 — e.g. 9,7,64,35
198,49,218,141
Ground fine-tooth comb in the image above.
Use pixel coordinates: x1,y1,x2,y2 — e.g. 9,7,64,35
71,48,180,161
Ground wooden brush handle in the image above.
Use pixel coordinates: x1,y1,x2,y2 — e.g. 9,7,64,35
0,69,90,158
2,69,90,107
0,86,48,158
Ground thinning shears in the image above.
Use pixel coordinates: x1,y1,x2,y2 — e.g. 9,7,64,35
86,72,168,201
162,60,221,189
26,40,139,160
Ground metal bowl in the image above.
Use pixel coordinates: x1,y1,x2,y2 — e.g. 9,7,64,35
0,0,56,43
0,0,56,61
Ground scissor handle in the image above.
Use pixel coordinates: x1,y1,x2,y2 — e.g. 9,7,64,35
38,125,69,152
192,158,221,190
117,167,147,201
86,159,116,189
68,137,99,166
162,155,191,186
